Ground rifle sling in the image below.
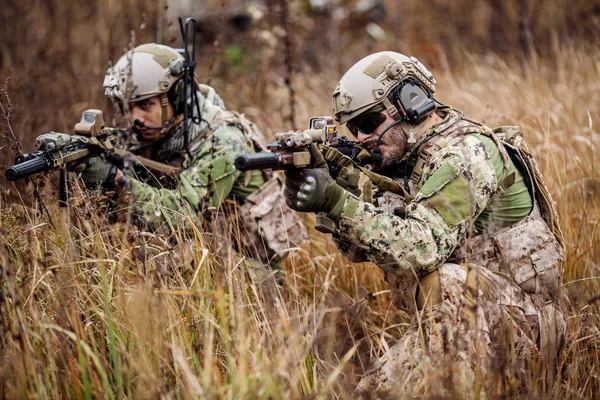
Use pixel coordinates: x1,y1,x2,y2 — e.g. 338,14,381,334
319,145,413,202
113,149,180,175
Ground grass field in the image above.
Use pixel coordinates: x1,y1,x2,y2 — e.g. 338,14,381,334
1,2,600,398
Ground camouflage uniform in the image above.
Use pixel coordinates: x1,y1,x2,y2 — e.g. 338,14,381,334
120,84,306,265
123,85,259,227
328,107,566,396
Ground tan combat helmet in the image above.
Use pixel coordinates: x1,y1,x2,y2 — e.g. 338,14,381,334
332,52,436,125
103,43,186,140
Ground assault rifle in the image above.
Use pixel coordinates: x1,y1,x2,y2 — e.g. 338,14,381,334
5,109,176,183
234,116,377,234
5,110,123,182
234,116,376,179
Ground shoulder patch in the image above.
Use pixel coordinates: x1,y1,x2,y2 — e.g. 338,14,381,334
419,162,459,197
419,163,472,227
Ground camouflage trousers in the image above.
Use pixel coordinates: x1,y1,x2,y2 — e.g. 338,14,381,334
356,263,566,398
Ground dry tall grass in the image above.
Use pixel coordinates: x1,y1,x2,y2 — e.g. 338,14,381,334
1,43,599,398
1,1,600,399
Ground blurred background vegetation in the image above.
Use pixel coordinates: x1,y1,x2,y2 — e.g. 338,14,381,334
1,0,600,398
1,0,598,154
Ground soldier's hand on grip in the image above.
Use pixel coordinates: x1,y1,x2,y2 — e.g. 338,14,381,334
335,166,361,197
67,153,119,190
284,144,346,213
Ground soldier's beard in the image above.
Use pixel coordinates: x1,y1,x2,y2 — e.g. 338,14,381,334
379,125,409,167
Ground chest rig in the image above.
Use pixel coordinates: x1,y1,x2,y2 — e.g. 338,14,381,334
449,125,565,300
134,111,308,263
135,110,267,187
411,112,564,300
335,108,565,300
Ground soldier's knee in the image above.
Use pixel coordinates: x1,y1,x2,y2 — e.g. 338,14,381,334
417,263,465,310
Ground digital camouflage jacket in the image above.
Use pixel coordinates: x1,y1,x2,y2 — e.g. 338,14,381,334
122,84,265,233
330,107,533,277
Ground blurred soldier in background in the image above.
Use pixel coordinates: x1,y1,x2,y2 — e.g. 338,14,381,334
69,43,306,280
284,51,566,395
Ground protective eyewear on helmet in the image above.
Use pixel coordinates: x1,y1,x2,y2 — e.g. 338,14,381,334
346,107,387,135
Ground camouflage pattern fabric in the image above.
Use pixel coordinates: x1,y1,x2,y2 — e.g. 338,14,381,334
332,108,533,276
326,108,565,395
126,124,264,231
356,263,566,398
121,84,265,233
117,84,306,273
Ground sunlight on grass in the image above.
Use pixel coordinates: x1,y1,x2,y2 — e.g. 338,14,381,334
1,36,599,400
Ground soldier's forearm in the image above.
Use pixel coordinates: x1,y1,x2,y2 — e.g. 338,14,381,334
334,197,458,275
332,234,368,263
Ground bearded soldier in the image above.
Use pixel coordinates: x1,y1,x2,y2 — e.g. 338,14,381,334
284,52,566,396
69,43,306,273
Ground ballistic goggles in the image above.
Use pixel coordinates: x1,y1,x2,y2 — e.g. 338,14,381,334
346,106,387,135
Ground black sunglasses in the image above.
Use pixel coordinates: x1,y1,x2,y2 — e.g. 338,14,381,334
346,107,387,135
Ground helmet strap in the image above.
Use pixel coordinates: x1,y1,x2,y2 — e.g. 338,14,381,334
382,97,401,120
160,93,170,128
405,126,418,144
399,118,429,144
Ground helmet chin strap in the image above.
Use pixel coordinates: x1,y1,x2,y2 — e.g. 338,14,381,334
132,93,179,140
160,92,169,126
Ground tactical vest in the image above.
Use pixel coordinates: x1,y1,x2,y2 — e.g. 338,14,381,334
361,110,565,300
426,114,564,300
136,111,308,263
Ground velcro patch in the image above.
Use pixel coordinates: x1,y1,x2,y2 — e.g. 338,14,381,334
363,55,395,79
419,163,472,227
419,163,459,197
342,197,361,219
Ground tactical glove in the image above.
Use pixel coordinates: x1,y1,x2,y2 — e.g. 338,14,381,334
68,154,118,190
284,144,346,214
